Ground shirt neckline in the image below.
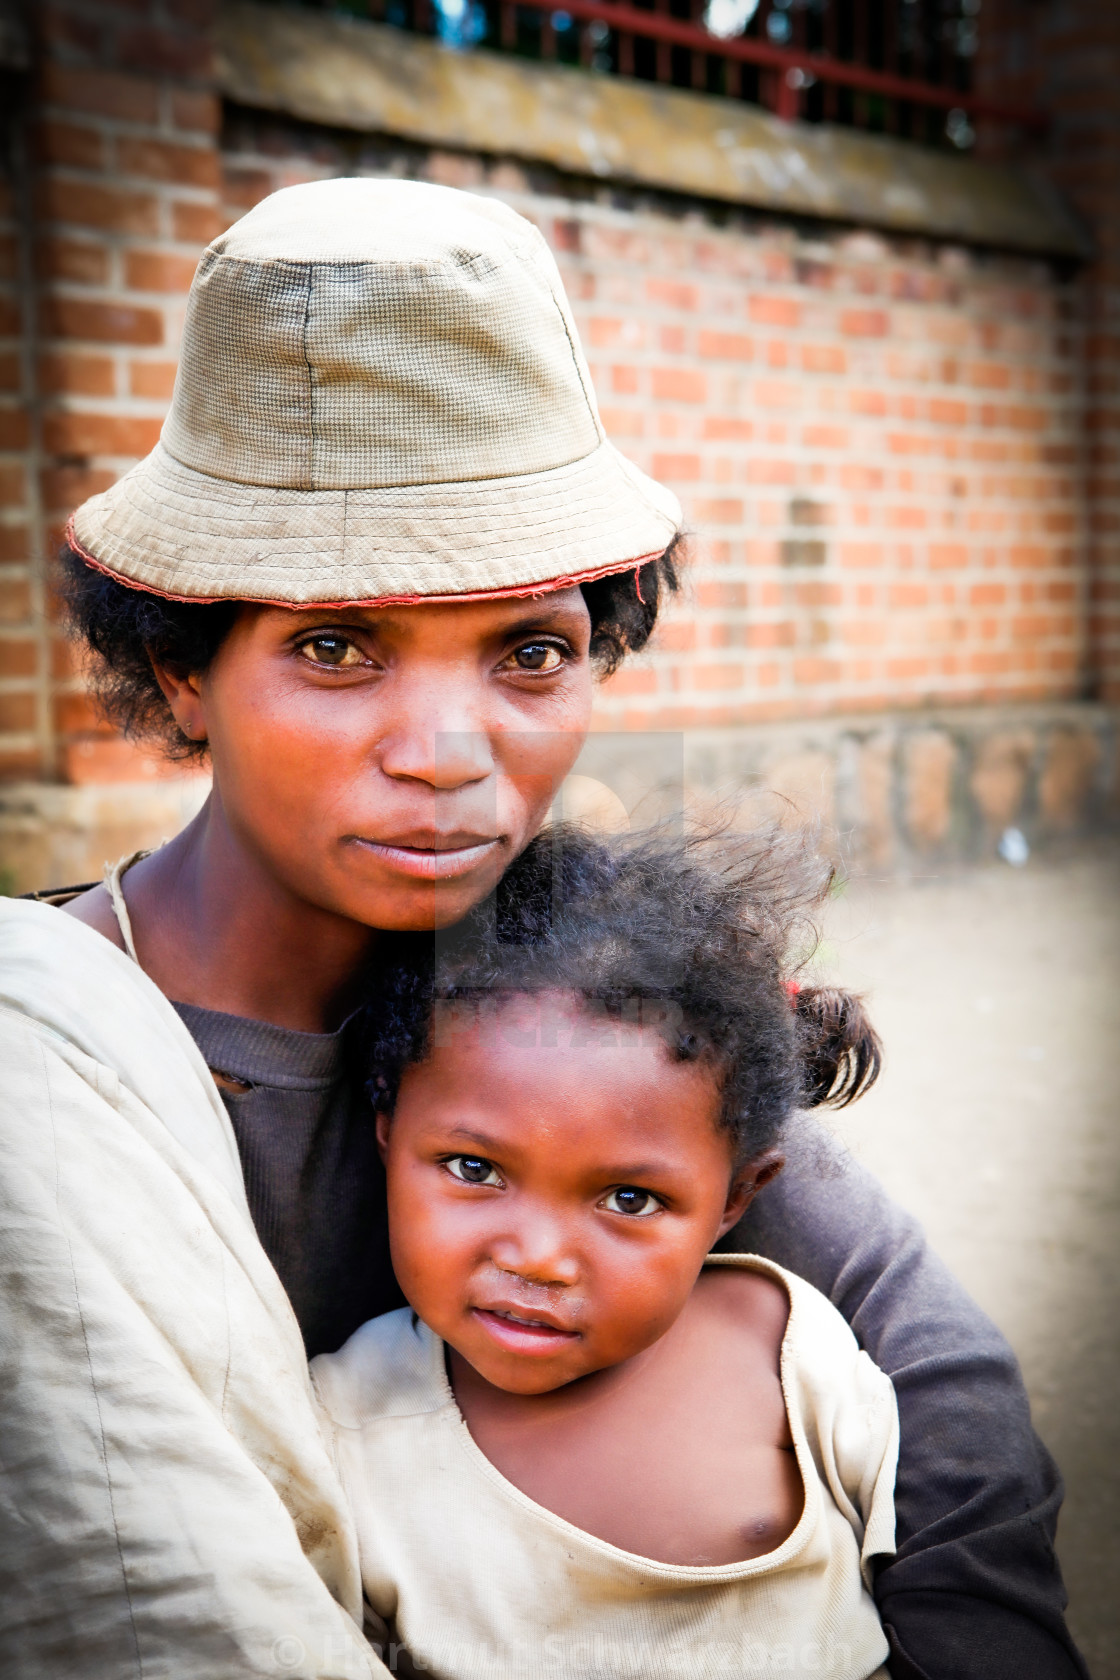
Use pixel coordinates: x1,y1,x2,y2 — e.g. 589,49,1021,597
424,1253,819,1582
171,999,349,1089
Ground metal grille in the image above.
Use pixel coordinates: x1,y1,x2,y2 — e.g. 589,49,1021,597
275,0,1039,149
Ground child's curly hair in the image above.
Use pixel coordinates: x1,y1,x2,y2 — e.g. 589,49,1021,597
361,823,880,1165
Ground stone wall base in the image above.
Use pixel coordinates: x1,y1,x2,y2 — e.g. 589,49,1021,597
0,777,210,898
583,700,1120,871
1,703,1116,898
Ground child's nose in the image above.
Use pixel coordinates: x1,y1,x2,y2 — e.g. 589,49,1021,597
491,1215,580,1288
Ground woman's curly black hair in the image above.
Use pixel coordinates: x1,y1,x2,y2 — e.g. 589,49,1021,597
360,823,880,1167
55,539,683,763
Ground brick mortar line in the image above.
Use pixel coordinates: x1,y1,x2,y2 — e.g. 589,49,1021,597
39,111,216,141
596,334,1057,364
588,383,1077,410
37,290,197,307
588,356,1076,382
38,142,217,167
36,406,171,423
39,159,216,183
567,294,1075,324
572,295,1069,329
8,93,56,776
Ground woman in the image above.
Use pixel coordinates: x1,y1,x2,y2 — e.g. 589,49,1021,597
0,178,1083,1678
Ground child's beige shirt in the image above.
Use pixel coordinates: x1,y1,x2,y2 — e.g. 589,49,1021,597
311,1255,898,1680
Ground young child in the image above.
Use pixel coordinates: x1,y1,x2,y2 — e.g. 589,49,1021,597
311,828,897,1680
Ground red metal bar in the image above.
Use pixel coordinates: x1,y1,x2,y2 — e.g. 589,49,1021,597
653,0,671,85
937,0,954,97
787,0,807,123
756,0,778,115
851,0,868,129
822,0,838,124
882,0,899,133
616,0,635,81
689,0,704,91
504,0,1045,129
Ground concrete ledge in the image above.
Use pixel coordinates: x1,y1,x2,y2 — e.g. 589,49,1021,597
578,702,1120,870
218,0,1089,259
0,777,209,897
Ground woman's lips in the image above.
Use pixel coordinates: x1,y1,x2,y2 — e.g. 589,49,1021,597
471,1305,581,1356
349,835,502,881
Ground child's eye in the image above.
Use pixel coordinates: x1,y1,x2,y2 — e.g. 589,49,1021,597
602,1186,661,1217
297,634,364,668
445,1155,503,1187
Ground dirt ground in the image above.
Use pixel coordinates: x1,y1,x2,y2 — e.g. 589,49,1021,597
816,838,1120,1677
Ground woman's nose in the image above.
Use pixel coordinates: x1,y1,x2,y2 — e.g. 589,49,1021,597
380,726,495,791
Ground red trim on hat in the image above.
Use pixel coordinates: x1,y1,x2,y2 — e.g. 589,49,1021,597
65,516,665,610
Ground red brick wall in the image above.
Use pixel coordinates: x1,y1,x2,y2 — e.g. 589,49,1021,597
568,208,1085,731
225,124,1088,733
0,0,221,783
0,3,1103,784
978,0,1120,704
0,113,43,782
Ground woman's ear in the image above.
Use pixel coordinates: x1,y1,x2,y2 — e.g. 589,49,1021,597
717,1148,784,1239
149,654,208,745
375,1110,392,1164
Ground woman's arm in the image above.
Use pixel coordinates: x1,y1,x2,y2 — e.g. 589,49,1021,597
720,1121,1088,1680
0,998,385,1679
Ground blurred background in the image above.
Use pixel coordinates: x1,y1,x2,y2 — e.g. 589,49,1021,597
0,0,1116,1667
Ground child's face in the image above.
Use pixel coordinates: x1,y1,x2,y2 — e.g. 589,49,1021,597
377,993,780,1395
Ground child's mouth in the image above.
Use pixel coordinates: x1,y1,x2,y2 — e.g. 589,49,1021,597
471,1305,581,1354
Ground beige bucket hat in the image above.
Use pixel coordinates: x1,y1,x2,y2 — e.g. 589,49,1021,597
68,177,681,606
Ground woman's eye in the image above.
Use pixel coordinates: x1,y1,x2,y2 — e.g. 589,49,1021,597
298,634,364,668
505,642,563,673
603,1187,661,1218
445,1155,502,1187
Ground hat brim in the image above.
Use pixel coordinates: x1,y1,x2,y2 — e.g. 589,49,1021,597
68,440,681,607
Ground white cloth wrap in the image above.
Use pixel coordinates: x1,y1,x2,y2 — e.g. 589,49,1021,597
0,898,385,1679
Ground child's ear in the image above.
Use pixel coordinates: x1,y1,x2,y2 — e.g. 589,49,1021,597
375,1110,392,1163
717,1149,784,1239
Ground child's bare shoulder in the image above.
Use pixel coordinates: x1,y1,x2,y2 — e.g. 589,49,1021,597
672,1263,792,1451
693,1261,791,1352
